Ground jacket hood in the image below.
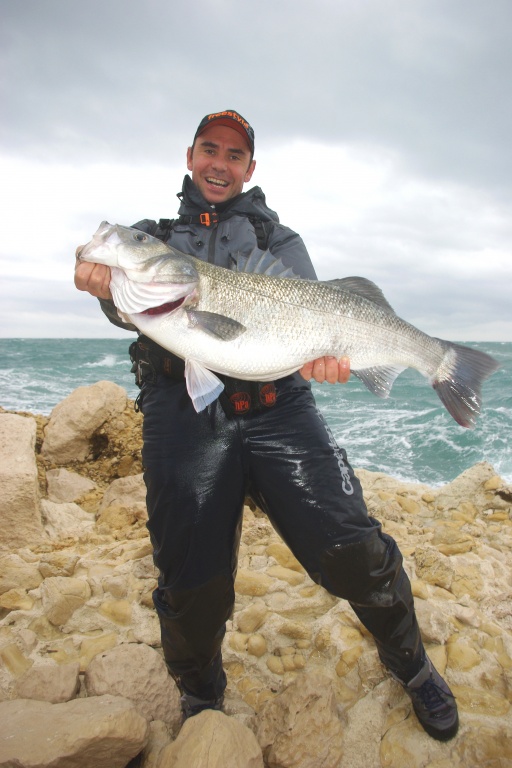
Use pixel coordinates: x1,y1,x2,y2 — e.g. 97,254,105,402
177,175,280,224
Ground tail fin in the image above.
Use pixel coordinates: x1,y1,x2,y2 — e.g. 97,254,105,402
432,342,500,428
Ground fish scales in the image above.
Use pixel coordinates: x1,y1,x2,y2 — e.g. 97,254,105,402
194,262,444,375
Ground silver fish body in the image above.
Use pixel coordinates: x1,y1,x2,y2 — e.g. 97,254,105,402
79,222,499,425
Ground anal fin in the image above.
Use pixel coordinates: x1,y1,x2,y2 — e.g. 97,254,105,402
352,365,405,398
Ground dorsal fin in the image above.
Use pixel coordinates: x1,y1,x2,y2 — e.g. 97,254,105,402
325,276,396,313
232,248,297,278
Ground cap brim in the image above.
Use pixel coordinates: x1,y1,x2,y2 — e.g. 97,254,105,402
196,119,253,151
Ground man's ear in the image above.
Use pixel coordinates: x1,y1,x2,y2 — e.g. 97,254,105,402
186,146,193,171
245,159,256,183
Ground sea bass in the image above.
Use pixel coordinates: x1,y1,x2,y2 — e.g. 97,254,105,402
79,221,499,426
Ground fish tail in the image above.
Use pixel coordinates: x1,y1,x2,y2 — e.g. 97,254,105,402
432,341,500,428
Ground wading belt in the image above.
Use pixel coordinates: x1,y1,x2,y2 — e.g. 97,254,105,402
129,336,277,418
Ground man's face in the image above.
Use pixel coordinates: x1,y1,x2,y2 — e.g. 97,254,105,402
187,124,256,204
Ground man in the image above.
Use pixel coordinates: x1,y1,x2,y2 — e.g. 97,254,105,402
75,109,458,741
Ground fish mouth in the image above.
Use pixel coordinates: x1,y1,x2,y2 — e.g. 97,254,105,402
141,297,186,315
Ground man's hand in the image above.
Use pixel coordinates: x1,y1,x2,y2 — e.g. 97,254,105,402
74,246,112,300
300,356,351,384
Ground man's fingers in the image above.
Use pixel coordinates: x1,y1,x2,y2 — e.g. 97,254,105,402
337,356,351,384
300,356,351,384
299,360,314,380
74,261,112,300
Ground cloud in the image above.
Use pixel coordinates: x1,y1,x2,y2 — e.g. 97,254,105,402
1,0,511,340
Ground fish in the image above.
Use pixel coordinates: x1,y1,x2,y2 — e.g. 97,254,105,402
79,221,500,426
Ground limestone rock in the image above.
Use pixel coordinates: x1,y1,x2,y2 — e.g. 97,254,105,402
99,473,146,509
3,388,512,768
41,381,127,463
84,642,181,731
435,461,509,511
41,576,91,626
413,598,453,644
46,468,97,503
0,643,33,678
96,474,147,530
0,413,43,550
236,600,268,633
0,694,149,768
38,551,80,578
0,554,42,595
138,719,171,768
14,661,80,703
158,710,264,768
235,569,273,596
414,546,453,589
257,670,344,768
41,500,95,541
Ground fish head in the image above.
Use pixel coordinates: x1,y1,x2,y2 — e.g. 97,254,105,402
79,221,199,285
79,222,200,315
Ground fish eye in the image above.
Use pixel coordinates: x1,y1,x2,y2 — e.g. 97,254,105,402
134,232,147,242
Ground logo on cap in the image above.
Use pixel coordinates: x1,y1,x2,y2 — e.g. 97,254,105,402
195,109,255,152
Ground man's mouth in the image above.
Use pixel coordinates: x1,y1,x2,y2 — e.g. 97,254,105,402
206,177,229,188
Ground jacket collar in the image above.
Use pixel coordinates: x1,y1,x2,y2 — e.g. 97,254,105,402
176,175,279,223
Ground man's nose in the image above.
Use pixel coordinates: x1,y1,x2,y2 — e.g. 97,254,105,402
212,156,227,171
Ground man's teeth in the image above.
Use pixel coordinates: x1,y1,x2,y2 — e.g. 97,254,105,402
206,178,228,187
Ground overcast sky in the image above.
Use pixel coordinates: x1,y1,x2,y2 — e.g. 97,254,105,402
1,0,511,341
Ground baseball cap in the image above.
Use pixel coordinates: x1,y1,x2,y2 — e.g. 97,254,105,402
193,110,255,153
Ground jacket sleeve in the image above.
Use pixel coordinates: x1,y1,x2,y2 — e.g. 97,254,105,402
97,219,158,332
267,223,318,280
98,299,138,333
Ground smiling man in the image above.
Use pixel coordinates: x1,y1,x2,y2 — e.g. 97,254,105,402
187,112,256,202
75,109,458,741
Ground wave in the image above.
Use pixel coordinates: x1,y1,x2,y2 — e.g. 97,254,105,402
83,354,121,368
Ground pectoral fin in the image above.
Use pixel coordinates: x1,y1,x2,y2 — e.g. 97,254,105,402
185,359,225,412
187,310,246,340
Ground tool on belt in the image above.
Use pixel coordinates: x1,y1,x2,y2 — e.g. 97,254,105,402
129,336,276,418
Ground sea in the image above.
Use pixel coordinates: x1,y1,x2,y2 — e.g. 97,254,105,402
1,338,510,488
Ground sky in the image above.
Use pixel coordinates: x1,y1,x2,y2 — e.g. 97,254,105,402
1,0,511,341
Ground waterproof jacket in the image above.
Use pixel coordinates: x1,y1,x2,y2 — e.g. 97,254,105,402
99,176,316,330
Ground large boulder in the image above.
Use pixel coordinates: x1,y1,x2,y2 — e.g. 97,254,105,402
158,710,264,768
0,413,42,550
41,381,127,463
0,694,149,768
84,643,181,732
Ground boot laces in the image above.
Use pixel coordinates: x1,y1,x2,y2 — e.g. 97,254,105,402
416,678,454,715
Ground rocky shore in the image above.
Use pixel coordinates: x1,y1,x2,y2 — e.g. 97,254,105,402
0,380,511,768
